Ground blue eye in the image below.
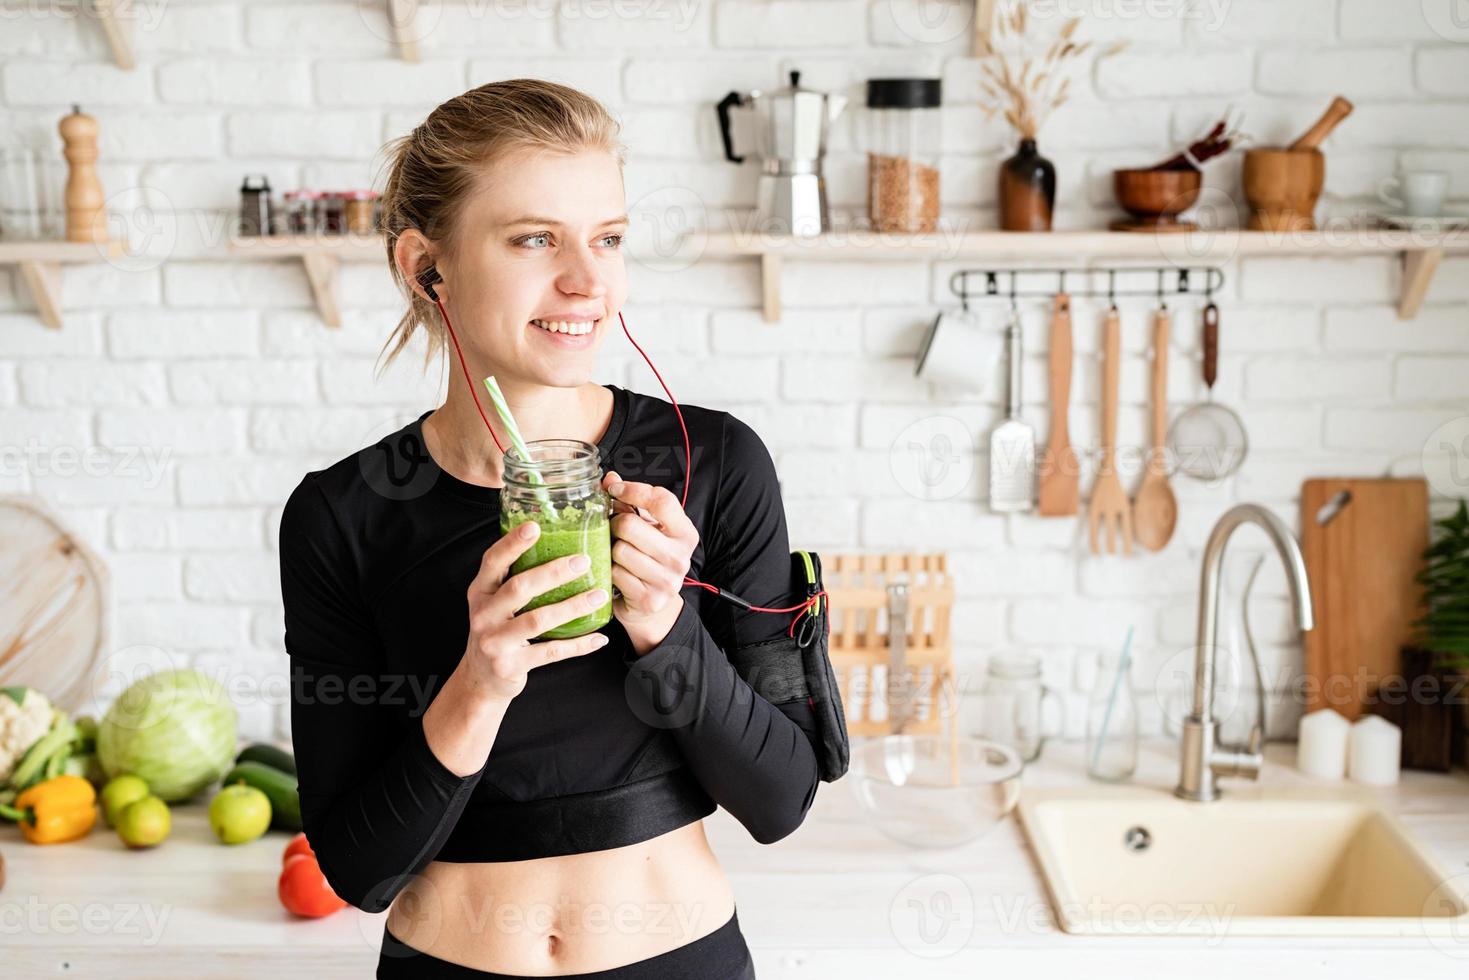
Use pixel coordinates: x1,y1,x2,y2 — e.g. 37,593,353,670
518,233,551,248
599,234,624,248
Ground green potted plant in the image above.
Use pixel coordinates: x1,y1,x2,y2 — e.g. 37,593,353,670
1415,500,1469,765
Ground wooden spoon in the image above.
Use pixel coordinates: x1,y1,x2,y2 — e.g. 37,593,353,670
1037,292,1079,516
1134,306,1178,551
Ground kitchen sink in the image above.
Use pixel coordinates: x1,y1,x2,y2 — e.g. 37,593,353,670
1019,785,1469,937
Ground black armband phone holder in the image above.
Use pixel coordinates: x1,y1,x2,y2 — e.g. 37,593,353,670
725,550,849,783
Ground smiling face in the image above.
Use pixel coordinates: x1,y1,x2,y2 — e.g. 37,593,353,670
435,145,628,387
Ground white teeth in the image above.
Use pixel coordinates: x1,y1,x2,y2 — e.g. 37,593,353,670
532,319,594,336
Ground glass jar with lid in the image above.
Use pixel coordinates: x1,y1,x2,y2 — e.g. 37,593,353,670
865,77,942,234
284,189,319,235
500,439,613,640
343,189,378,235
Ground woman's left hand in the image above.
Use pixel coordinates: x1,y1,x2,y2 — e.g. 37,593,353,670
601,469,697,652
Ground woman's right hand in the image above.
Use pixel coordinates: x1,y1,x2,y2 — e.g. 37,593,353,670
460,521,610,703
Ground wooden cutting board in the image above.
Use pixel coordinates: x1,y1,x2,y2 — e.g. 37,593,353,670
1301,478,1428,721
0,495,109,713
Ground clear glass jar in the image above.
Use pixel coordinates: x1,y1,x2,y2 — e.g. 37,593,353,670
500,439,613,640
285,190,319,235
344,189,378,235
1086,648,1139,782
319,191,345,235
865,77,942,234
977,652,1065,763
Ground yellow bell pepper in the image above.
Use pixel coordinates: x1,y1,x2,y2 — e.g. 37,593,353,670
0,774,98,844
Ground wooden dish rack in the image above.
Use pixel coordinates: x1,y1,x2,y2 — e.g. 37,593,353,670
823,553,959,762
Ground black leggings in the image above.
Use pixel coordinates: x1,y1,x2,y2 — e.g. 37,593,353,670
377,906,755,979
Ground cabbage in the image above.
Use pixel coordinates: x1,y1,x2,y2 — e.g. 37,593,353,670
97,669,238,802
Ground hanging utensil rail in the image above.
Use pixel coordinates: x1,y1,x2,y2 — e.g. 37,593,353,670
948,266,1225,308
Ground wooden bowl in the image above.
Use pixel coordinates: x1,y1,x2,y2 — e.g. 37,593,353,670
1243,147,1324,232
1111,168,1203,232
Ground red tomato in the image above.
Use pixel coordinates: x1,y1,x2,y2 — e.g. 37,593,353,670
278,853,346,918
282,832,314,866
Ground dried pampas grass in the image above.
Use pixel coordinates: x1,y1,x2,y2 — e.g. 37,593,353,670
977,1,1126,141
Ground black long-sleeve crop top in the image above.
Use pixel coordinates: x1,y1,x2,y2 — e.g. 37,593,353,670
279,383,821,913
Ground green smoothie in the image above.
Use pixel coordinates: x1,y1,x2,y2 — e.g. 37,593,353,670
501,499,613,640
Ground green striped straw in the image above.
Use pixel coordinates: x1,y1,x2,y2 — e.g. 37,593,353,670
481,375,557,521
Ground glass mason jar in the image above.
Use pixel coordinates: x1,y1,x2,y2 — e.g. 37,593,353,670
977,652,1065,763
865,77,942,234
499,439,613,641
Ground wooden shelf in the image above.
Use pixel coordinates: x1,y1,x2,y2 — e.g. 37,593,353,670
686,227,1469,322
230,227,1468,327
230,235,387,327
0,239,124,328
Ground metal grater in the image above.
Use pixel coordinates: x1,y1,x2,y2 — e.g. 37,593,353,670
988,315,1036,512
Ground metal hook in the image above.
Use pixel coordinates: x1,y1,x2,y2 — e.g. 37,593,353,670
1008,270,1018,314
1058,269,1067,295
1107,269,1117,310
950,269,969,311
1178,268,1191,294
1156,269,1167,311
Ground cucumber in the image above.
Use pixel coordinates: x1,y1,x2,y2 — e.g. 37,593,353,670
222,761,301,832
235,742,297,776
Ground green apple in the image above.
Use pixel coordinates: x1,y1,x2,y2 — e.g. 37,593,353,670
100,774,150,828
209,783,272,845
116,795,170,849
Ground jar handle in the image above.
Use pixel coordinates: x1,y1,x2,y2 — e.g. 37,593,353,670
1039,684,1067,751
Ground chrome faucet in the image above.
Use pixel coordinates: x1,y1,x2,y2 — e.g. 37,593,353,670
1176,503,1315,802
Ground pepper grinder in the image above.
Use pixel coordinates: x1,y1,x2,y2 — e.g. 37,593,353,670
59,104,107,243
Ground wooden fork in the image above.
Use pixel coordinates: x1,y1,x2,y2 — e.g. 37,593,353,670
1087,307,1133,554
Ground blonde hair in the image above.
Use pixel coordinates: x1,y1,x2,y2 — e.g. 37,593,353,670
376,79,625,375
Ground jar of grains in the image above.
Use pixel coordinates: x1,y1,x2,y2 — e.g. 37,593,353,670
343,190,378,235
865,78,942,234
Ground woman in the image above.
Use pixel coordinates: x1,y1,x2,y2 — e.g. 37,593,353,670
279,79,821,979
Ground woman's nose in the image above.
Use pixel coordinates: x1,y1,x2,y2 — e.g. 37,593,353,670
556,244,608,299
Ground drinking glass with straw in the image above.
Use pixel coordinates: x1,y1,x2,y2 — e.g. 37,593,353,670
481,375,557,521
1087,626,1138,782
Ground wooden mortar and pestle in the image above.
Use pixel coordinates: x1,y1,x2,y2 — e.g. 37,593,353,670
1243,96,1353,232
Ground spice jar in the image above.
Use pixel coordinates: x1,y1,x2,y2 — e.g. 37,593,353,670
865,78,942,234
318,192,345,234
500,439,613,640
343,189,378,235
285,189,319,235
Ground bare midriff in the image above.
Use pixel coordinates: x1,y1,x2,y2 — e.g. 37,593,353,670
384,820,735,974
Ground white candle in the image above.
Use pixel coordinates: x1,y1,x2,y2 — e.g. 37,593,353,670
1348,715,1402,786
1297,708,1350,779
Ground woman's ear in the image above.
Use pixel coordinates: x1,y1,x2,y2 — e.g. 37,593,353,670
394,229,442,302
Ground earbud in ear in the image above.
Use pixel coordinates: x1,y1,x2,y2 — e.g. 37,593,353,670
416,266,443,301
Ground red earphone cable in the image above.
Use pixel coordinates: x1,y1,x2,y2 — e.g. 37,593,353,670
430,295,822,626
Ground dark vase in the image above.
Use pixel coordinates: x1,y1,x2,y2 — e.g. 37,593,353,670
999,138,1056,231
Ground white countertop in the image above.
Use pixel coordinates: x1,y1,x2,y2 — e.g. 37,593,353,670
4,739,1468,978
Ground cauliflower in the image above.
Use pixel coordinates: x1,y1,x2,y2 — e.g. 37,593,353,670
0,687,56,785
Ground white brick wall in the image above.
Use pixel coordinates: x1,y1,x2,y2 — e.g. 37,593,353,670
3,0,1468,746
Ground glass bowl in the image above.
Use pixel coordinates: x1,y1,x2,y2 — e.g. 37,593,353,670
848,734,1023,848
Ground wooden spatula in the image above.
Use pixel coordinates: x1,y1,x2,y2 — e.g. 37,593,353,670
1087,307,1133,554
1134,306,1178,551
1038,292,1079,516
